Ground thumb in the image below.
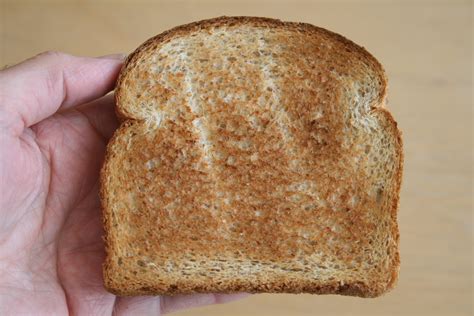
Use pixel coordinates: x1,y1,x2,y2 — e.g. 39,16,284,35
0,51,124,136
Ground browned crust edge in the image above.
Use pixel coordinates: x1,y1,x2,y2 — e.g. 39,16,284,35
100,16,402,298
105,279,386,298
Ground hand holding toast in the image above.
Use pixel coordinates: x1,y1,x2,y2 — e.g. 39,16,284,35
0,51,244,315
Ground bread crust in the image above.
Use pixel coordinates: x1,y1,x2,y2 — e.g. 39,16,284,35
100,16,403,298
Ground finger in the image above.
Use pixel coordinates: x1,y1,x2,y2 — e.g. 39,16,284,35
113,296,160,316
0,51,124,135
75,93,119,141
113,293,249,316
161,293,249,314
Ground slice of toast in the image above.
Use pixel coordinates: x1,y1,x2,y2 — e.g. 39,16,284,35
100,16,403,298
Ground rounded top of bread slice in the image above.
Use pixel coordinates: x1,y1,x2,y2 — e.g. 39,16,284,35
102,17,402,297
116,16,388,120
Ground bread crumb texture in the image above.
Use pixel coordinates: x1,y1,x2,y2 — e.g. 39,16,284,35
101,16,403,297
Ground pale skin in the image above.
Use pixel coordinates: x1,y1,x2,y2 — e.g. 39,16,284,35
0,52,246,315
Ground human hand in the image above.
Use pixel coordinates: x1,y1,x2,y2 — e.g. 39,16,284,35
0,52,246,315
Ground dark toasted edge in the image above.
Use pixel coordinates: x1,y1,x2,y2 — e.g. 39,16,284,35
104,277,394,298
102,16,401,297
374,107,404,293
114,16,388,120
100,121,136,295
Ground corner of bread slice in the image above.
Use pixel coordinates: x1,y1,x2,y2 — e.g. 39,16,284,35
102,255,124,296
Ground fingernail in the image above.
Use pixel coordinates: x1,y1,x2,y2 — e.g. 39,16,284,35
97,53,127,60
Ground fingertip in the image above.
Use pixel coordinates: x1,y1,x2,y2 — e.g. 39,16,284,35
214,293,251,304
160,293,249,314
97,53,127,61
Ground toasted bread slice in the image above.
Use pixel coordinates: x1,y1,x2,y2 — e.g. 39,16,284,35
101,16,403,297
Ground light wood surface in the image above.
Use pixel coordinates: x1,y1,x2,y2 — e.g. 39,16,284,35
1,0,472,315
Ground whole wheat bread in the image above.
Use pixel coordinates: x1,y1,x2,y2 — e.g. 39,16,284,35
100,16,403,298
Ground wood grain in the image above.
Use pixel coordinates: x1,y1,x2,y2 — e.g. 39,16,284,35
1,0,472,315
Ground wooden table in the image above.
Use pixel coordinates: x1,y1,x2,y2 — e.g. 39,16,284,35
1,1,472,315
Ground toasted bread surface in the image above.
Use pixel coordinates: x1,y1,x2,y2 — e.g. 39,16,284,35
101,16,403,297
